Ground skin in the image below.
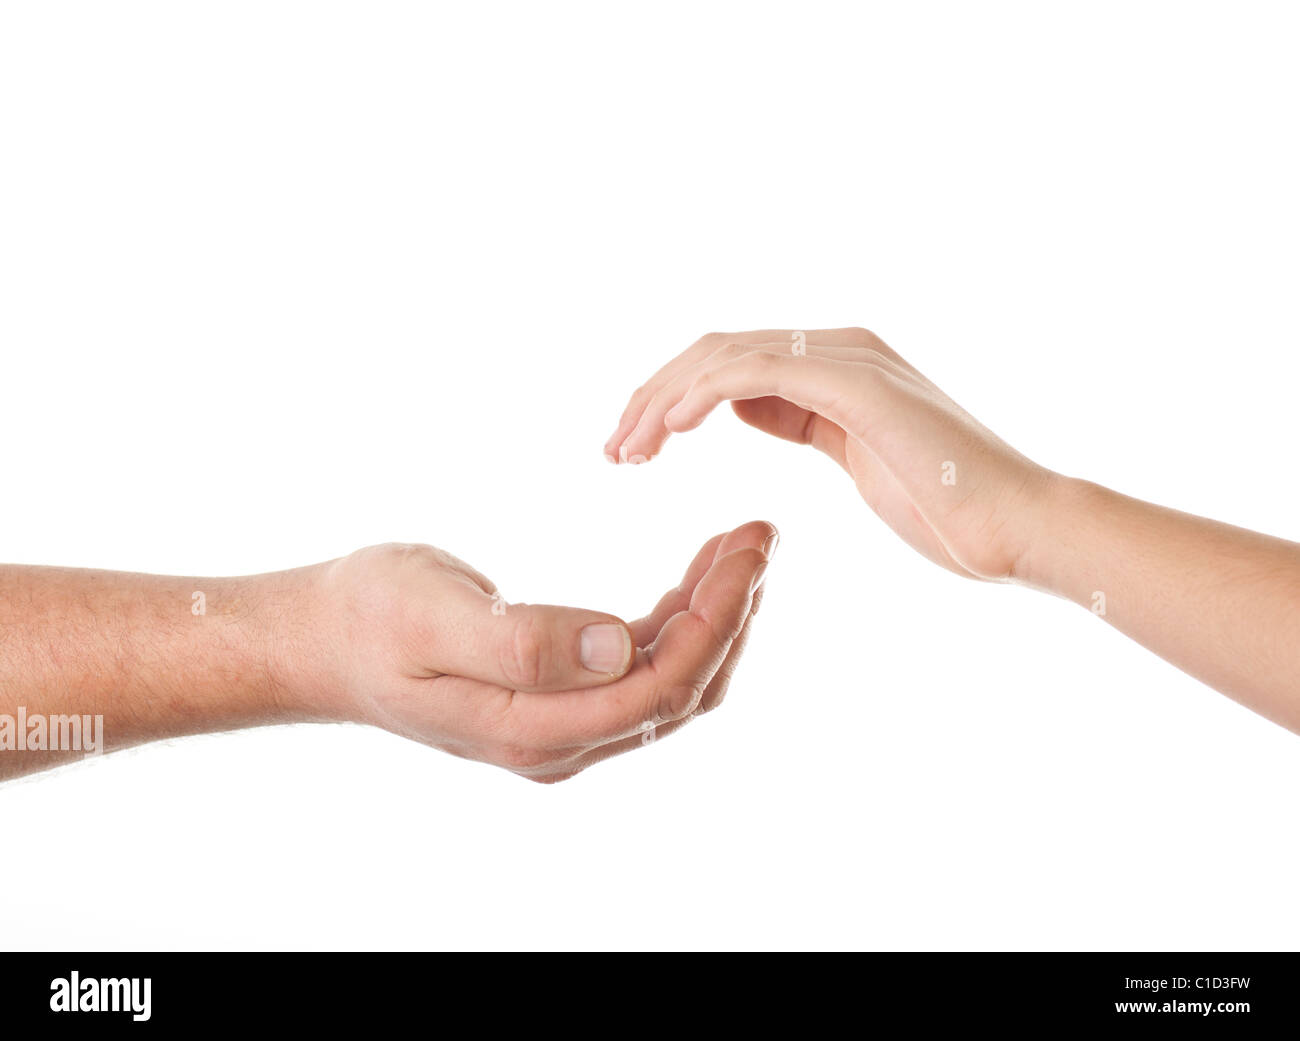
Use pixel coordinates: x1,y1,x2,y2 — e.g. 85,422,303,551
0,521,777,782
606,327,1300,734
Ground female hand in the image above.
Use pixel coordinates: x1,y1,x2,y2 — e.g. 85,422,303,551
606,328,1054,581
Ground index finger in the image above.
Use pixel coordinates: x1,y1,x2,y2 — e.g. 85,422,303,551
603,328,880,462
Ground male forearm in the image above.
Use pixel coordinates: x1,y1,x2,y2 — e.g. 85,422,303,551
1020,477,1300,732
1,527,774,784
0,565,323,780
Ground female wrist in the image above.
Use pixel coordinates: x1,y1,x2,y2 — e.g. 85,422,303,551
1010,472,1094,595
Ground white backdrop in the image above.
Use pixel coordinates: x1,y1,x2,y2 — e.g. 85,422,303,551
2,2,1298,950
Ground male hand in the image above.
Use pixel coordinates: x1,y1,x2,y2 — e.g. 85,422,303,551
296,521,777,781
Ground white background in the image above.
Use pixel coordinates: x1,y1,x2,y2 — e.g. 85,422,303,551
2,1,1298,951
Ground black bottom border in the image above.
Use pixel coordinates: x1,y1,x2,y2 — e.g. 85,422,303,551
1,952,1293,1031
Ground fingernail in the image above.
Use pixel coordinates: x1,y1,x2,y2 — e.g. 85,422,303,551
581,623,631,675
762,531,780,560
749,562,769,595
618,444,629,463
604,452,617,464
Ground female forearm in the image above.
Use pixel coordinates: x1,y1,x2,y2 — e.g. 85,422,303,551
1019,477,1300,733
607,327,1300,734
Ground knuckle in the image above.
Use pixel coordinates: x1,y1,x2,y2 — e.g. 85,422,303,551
501,616,550,690
843,326,878,344
711,340,748,361
691,368,717,393
662,681,703,721
624,384,656,415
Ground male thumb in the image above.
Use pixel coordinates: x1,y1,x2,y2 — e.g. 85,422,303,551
435,592,634,693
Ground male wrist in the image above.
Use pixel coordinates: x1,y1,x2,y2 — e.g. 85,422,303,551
234,565,352,726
